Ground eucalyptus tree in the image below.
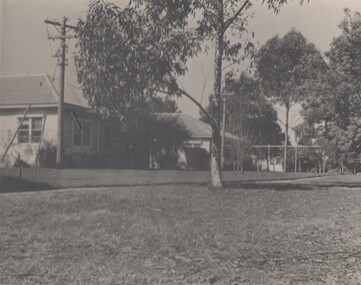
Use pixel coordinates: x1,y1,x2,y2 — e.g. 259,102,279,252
301,9,361,172
76,0,307,187
225,73,282,173
256,29,326,172
201,73,282,174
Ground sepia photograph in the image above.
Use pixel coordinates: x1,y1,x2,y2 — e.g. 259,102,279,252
1,0,361,284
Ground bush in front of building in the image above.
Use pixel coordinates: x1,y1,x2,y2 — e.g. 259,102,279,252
184,148,210,170
37,140,57,168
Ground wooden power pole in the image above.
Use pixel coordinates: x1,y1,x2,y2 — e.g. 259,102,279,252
45,17,77,167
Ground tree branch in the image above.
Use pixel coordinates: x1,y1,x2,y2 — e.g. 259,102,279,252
197,2,220,22
176,87,216,127
277,118,285,127
224,0,251,31
154,86,216,127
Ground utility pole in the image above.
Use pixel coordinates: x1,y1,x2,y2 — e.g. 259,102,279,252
45,17,77,168
57,17,66,168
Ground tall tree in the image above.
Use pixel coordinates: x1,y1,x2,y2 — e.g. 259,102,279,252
227,74,283,173
76,0,306,187
327,9,361,108
256,29,326,172
301,9,361,172
201,73,283,173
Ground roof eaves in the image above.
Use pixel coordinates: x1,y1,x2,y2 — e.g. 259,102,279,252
0,103,58,109
64,102,92,111
0,73,48,79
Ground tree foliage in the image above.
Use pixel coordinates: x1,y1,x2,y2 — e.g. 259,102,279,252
256,29,326,171
201,73,283,172
300,9,361,172
76,0,308,186
121,115,191,169
225,73,283,172
225,73,282,144
75,0,200,121
201,73,282,145
147,97,179,113
327,9,361,101
256,29,326,108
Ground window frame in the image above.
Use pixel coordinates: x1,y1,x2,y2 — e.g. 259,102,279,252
72,118,92,148
17,116,43,144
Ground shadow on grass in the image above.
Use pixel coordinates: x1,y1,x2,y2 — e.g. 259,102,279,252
1,175,358,194
0,176,54,194
224,181,314,191
225,181,361,191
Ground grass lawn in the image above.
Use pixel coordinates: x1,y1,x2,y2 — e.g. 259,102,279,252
1,183,361,284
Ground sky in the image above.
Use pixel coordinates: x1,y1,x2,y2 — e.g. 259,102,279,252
1,0,361,143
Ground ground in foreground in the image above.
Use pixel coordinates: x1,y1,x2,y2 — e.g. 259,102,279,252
1,184,361,284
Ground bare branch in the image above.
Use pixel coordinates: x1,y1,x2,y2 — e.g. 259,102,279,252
176,78,186,91
176,87,216,127
289,115,303,127
222,61,237,71
224,0,251,31
277,118,285,127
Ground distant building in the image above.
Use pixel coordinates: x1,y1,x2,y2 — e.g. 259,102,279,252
156,113,239,170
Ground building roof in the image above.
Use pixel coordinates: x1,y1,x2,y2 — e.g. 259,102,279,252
0,74,89,108
158,112,239,141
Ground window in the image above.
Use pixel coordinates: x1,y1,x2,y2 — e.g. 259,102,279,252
18,117,43,144
31,118,42,143
18,119,29,143
73,120,92,147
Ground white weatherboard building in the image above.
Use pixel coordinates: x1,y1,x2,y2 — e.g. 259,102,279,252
0,74,104,166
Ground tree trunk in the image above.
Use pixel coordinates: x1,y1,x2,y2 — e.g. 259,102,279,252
211,124,223,187
284,105,289,173
210,17,224,188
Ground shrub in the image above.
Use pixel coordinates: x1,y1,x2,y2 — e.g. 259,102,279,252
184,148,210,170
148,116,191,169
37,141,57,168
63,152,114,169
